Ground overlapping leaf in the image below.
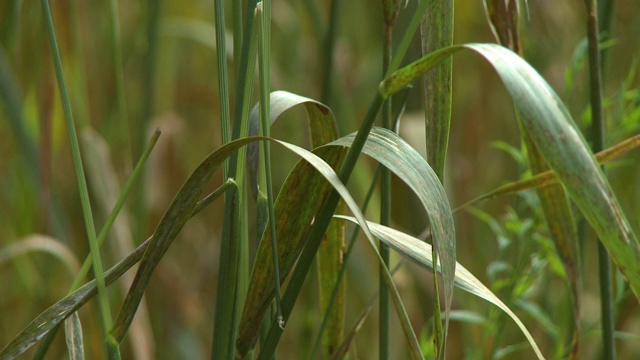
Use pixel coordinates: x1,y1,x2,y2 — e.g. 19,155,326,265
334,215,544,360
381,43,640,299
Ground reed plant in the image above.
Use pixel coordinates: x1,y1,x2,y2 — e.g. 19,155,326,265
1,1,640,359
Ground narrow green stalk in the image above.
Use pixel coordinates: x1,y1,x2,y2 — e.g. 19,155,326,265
232,0,243,83
40,0,117,357
109,0,132,167
133,0,162,250
212,1,260,358
257,0,284,327
69,0,90,128
257,1,430,354
584,0,615,358
214,0,232,177
321,0,340,103
379,1,399,358
420,1,454,357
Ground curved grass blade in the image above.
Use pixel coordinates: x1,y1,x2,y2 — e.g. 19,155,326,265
246,89,344,356
380,43,640,299
334,216,545,360
327,127,456,347
247,90,339,199
240,143,422,358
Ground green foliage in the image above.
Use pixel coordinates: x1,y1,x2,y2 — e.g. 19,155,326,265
1,1,640,359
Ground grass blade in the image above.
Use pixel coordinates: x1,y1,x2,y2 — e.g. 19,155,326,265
381,43,640,299
64,313,85,360
40,0,116,356
334,215,545,360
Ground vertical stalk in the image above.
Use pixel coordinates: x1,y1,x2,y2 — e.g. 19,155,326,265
257,2,431,356
321,0,340,104
40,0,118,358
584,0,615,358
133,0,163,243
211,1,260,358
257,0,284,327
420,1,453,358
109,0,133,168
380,1,399,358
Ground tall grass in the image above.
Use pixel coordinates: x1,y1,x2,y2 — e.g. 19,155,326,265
1,1,640,359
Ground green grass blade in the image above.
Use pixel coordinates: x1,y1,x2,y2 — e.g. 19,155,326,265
64,312,85,360
334,216,545,360
212,1,259,357
256,0,284,328
40,0,115,356
381,43,640,299
250,141,423,360
420,4,454,354
329,127,456,333
420,0,453,182
380,2,400,357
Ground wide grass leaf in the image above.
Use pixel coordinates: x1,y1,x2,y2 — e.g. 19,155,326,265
334,216,545,360
326,126,456,339
0,135,377,359
247,90,346,357
381,43,640,299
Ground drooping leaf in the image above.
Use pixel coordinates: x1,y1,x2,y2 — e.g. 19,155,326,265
334,216,545,360
327,126,456,341
247,90,346,358
381,43,640,299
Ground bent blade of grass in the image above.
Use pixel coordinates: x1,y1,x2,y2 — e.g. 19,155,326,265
328,126,456,346
245,90,346,355
334,216,545,360
380,43,640,299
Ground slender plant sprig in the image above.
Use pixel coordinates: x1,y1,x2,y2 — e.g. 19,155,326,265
321,0,341,103
256,0,284,328
379,1,400,358
212,0,260,358
584,0,616,359
40,0,118,358
109,0,132,168
420,1,454,357
32,129,161,359
214,0,232,177
257,1,432,356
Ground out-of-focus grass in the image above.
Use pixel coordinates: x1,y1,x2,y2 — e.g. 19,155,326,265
1,1,639,359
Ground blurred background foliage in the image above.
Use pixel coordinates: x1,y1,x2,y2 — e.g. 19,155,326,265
1,0,639,358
